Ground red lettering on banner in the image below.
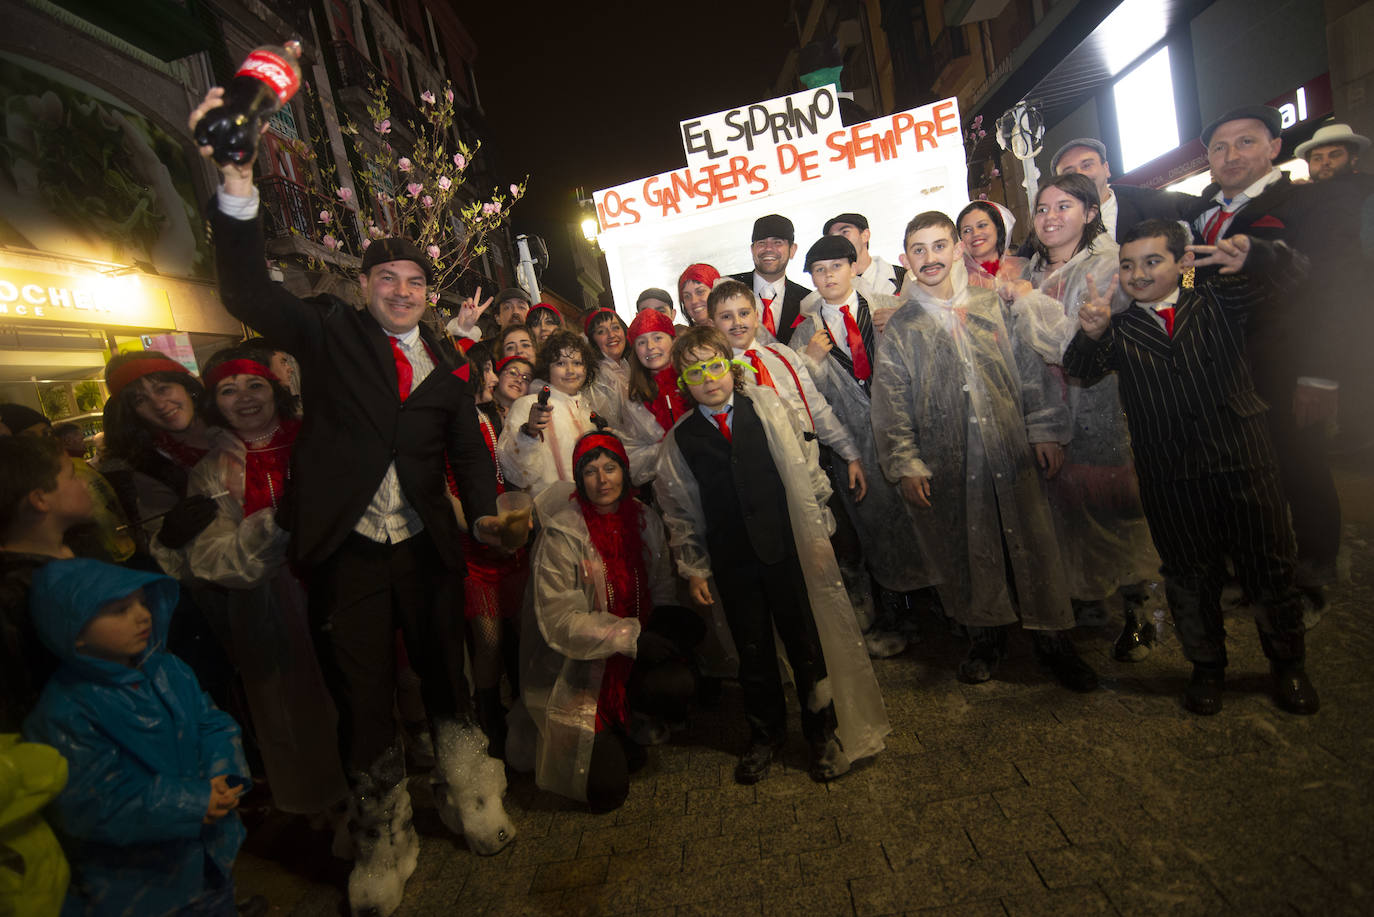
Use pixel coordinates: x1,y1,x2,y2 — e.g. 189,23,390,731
932,101,958,138
826,130,851,167
597,191,641,228
914,118,936,151
642,176,682,216
891,113,915,148
776,143,820,181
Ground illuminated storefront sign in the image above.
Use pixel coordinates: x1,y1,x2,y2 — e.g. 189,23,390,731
0,267,175,330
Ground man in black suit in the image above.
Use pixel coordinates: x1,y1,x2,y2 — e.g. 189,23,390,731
1064,220,1317,716
730,214,810,346
1050,138,1198,240
1183,105,1362,600
191,90,512,903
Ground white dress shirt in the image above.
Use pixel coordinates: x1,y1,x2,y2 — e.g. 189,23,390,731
353,326,433,543
859,254,899,296
817,289,860,359
1100,190,1119,240
1194,168,1284,241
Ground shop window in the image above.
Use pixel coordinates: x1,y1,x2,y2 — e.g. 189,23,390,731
1113,46,1179,172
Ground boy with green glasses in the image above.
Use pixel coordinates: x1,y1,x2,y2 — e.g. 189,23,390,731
655,326,889,786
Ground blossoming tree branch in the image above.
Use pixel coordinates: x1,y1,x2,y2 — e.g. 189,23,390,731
292,80,526,303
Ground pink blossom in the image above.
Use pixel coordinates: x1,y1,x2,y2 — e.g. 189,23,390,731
318,210,332,224
422,195,434,208
361,238,372,251
472,213,483,223
397,157,412,172
426,245,441,260
991,168,1001,177
445,88,454,103
453,153,466,169
336,187,354,202
368,224,384,239
481,202,495,215
492,201,502,213
428,291,440,303
420,90,436,104
407,182,424,197
509,184,519,196
322,234,338,250
375,119,391,135
437,176,452,190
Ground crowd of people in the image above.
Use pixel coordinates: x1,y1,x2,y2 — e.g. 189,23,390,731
0,96,1369,917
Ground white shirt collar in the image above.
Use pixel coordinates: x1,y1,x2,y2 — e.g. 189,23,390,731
1213,167,1283,206
821,287,859,316
753,272,785,300
698,395,734,420
389,325,422,348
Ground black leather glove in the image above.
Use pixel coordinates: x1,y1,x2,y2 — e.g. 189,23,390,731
156,495,218,549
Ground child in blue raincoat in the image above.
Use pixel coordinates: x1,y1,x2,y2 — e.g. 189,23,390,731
22,558,249,916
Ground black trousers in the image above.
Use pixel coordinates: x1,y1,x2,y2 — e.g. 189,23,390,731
715,550,833,746
308,531,467,773
584,657,696,811
1265,388,1341,584
1138,467,1305,668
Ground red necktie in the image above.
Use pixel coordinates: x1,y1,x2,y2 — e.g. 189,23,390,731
761,296,777,337
839,304,871,381
389,336,413,400
1202,205,1232,245
1156,306,1176,337
712,411,732,441
744,349,776,389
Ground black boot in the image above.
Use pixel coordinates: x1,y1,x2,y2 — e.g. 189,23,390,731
1182,664,1225,715
734,738,783,785
957,625,1008,684
1113,607,1156,662
1258,628,1319,715
1032,630,1099,692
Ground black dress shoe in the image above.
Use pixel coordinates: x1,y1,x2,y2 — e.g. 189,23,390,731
1271,662,1320,715
1032,631,1099,692
1112,610,1157,662
734,741,781,785
808,737,851,782
1182,665,1225,715
957,625,1007,684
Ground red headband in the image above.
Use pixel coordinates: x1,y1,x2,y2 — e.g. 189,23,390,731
572,431,629,469
494,355,533,375
205,358,275,390
626,308,675,343
583,307,621,335
107,356,191,399
678,263,720,294
528,302,561,321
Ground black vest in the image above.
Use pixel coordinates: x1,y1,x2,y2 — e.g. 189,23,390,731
674,396,792,566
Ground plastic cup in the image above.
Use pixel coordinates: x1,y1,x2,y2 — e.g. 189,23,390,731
495,491,533,549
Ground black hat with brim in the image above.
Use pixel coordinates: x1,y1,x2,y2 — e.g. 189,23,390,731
1201,105,1283,147
361,238,434,284
804,235,857,270
752,214,795,243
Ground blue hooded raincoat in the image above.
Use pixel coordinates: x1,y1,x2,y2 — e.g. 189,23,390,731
21,559,248,917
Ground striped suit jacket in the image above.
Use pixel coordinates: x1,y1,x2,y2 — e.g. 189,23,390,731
1061,241,1304,483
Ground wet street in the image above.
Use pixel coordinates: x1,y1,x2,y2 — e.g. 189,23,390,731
235,456,1374,916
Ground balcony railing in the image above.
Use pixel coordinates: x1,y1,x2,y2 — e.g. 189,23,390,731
259,175,359,251
330,40,423,137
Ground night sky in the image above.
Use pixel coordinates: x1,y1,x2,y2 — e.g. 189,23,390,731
456,1,795,226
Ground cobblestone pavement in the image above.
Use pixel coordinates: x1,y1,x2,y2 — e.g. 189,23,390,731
235,460,1374,916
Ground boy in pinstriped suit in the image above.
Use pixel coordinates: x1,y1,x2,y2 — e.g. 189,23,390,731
1065,219,1318,717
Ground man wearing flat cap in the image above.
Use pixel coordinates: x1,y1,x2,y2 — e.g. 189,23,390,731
1050,138,1196,240
730,214,810,346
824,213,903,295
1183,104,1371,638
191,87,514,906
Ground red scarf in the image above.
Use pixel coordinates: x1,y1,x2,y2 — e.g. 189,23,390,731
643,366,689,433
580,493,652,731
241,419,299,516
979,258,1001,278
153,431,211,470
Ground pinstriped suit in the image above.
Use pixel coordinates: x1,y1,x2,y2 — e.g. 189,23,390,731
1061,244,1307,667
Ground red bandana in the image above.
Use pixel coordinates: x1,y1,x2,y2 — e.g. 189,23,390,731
678,263,720,296
107,356,190,399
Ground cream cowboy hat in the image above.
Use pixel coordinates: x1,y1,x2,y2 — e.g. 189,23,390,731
1295,123,1371,159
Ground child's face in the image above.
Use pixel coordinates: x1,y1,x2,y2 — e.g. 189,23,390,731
680,281,712,326
712,294,759,351
495,360,531,405
680,346,734,409
547,348,586,395
77,589,153,666
634,332,673,372
1118,236,1185,304
530,311,560,344
810,257,855,304
478,360,498,404
1033,185,1095,253
45,455,95,525
901,226,960,290
502,330,535,361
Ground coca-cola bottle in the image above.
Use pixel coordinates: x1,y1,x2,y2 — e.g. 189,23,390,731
194,40,303,165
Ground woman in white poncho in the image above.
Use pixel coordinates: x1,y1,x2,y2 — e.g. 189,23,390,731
1011,173,1160,660
513,426,699,810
